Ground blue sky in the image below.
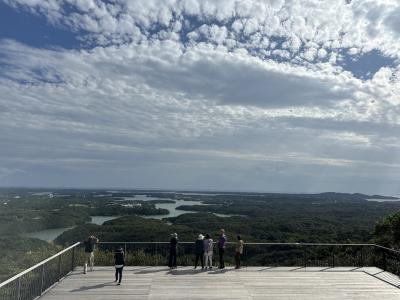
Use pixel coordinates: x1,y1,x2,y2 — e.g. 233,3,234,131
0,2,80,48
0,0,399,195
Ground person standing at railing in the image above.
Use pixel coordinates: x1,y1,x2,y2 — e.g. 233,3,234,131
83,235,99,274
218,229,227,269
168,233,178,269
194,234,205,269
203,234,213,269
235,235,244,269
114,246,124,285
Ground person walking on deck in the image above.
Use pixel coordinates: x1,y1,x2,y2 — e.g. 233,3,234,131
83,235,99,274
194,234,205,269
218,229,227,269
203,234,213,269
168,233,178,269
235,235,244,269
114,246,124,285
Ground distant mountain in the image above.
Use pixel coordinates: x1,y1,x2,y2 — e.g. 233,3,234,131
317,192,398,201
369,194,399,200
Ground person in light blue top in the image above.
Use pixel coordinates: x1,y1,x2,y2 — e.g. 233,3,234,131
203,234,213,269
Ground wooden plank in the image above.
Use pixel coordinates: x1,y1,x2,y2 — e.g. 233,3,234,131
39,266,400,300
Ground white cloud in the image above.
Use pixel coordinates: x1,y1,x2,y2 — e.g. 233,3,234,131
1,0,398,59
0,0,400,193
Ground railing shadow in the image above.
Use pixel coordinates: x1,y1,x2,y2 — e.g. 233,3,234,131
134,267,171,274
70,282,116,292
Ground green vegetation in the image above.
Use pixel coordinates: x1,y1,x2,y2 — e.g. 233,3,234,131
176,195,400,243
1,188,400,282
0,237,61,282
373,210,400,248
0,189,168,282
0,191,168,236
0,206,90,236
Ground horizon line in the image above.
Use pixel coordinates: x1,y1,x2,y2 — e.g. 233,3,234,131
0,185,398,197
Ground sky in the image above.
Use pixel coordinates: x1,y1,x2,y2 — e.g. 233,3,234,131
0,0,399,195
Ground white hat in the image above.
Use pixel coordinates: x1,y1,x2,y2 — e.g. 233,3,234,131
198,234,204,240
171,233,178,238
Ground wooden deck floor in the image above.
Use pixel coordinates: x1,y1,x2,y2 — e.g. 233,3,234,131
40,266,400,300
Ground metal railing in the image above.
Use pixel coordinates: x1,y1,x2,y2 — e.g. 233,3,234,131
94,242,400,272
0,242,80,300
1,242,400,300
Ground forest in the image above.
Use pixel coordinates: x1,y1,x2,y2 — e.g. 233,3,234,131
1,188,400,282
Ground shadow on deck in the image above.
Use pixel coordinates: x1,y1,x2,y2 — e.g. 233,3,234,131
39,266,400,300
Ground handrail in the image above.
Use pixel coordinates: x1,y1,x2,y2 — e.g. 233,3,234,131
373,244,400,255
97,241,400,256
0,242,81,288
98,241,375,246
1,241,399,289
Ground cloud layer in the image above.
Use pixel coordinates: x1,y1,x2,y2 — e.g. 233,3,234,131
0,0,400,194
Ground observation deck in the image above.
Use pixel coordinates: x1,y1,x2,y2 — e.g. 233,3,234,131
41,266,399,300
1,242,400,300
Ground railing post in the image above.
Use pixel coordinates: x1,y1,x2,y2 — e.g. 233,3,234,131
16,277,21,300
372,246,376,267
155,243,158,265
58,255,62,281
71,247,75,271
303,247,307,268
40,264,45,295
383,251,387,271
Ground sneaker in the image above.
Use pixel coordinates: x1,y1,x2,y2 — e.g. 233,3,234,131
117,283,121,286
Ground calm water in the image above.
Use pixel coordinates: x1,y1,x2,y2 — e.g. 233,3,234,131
142,199,204,219
24,216,122,242
24,227,74,242
366,198,400,202
25,195,234,241
123,195,205,219
90,215,122,225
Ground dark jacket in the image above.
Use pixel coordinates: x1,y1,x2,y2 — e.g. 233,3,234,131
195,239,204,254
114,249,125,266
84,238,97,253
170,237,178,252
218,234,227,249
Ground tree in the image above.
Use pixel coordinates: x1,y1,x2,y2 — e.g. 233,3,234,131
373,211,400,248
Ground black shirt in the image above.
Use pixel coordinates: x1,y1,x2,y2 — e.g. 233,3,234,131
84,238,97,253
170,237,178,250
114,250,125,265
